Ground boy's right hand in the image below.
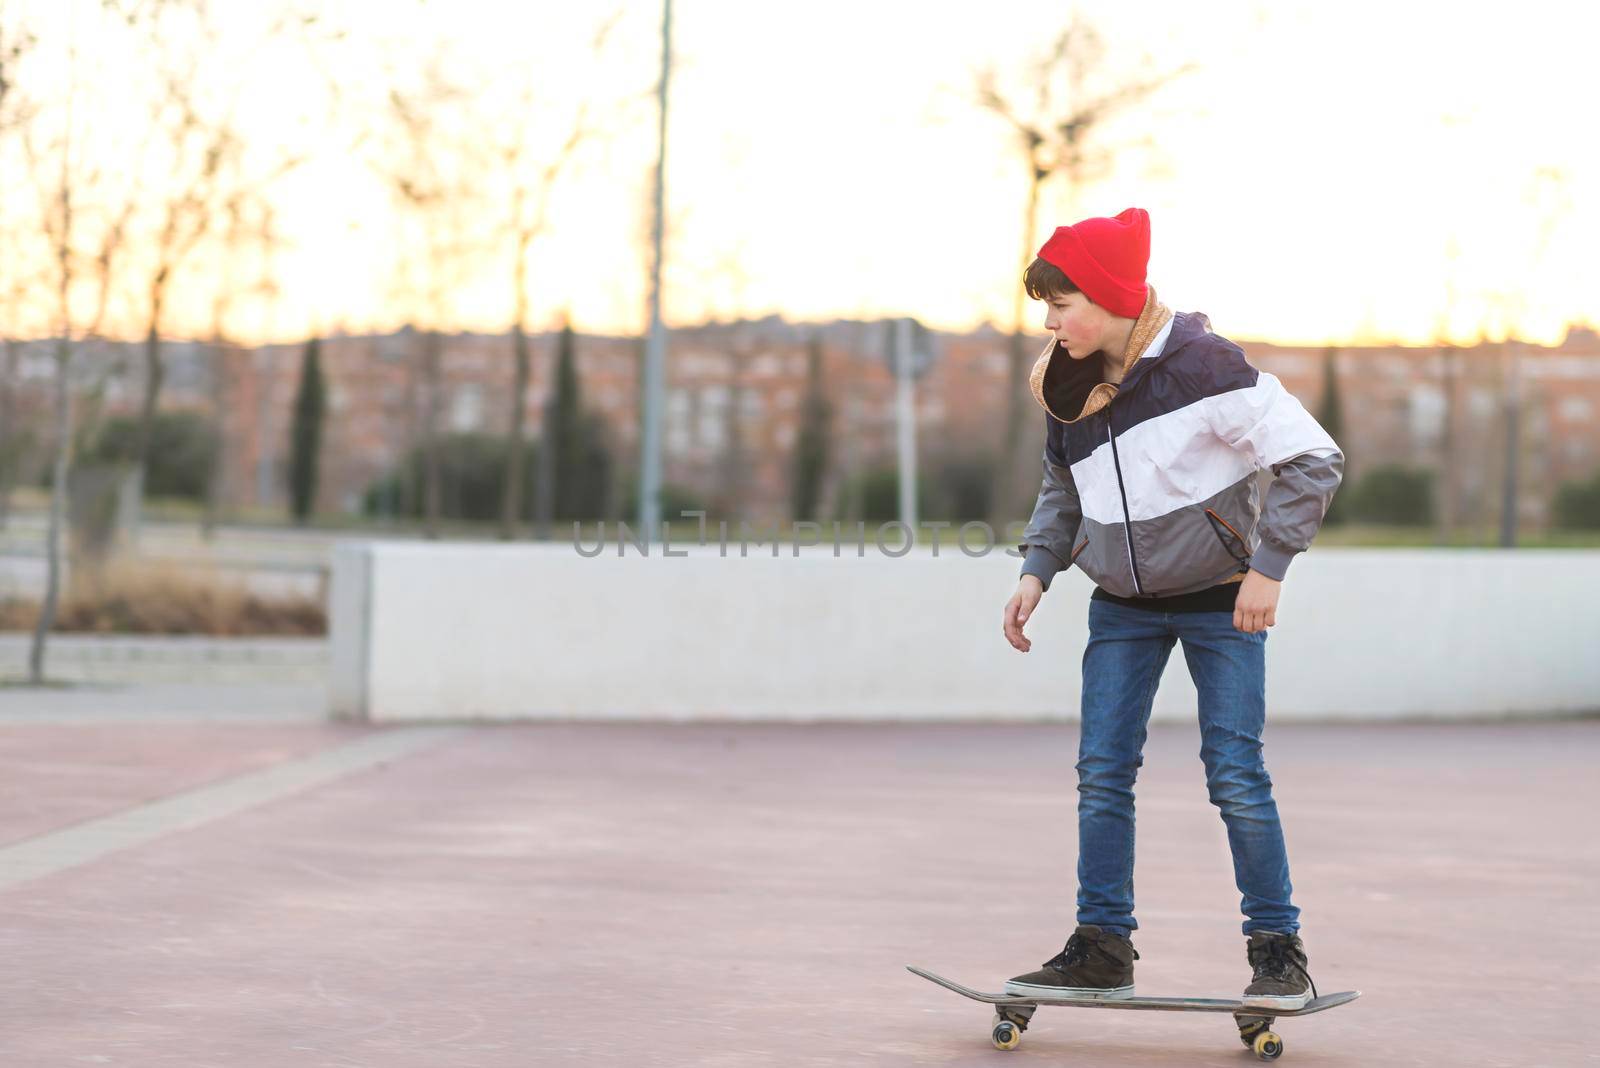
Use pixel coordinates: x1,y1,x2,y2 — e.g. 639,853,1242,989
1004,576,1044,652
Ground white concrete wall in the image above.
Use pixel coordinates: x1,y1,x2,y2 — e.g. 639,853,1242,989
328,540,1600,723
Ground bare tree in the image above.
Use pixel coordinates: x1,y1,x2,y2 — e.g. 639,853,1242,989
973,13,1192,526
199,190,283,537
15,7,142,684
1431,235,1464,545
0,333,29,532
491,14,618,539
0,259,36,529
368,43,487,539
0,11,38,530
1497,164,1572,546
703,242,760,522
716,322,754,522
108,1,314,535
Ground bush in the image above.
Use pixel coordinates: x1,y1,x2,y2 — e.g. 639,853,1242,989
367,420,615,524
364,434,540,522
830,457,992,525
1346,464,1435,526
86,411,218,501
832,465,931,524
0,424,42,493
1553,471,1600,530
615,472,708,526
924,452,995,521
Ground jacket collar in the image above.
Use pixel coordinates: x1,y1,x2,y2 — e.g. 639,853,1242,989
1028,286,1174,424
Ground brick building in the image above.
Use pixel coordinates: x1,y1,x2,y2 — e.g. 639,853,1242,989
4,319,1598,529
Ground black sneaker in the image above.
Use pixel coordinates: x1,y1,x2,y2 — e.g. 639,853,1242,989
1004,924,1138,998
1242,930,1316,1011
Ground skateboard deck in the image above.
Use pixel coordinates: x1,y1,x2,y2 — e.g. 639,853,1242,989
907,965,1359,1061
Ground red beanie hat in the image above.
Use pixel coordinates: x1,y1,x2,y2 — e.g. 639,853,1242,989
1036,207,1151,318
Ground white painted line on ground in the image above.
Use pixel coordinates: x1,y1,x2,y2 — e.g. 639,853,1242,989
0,726,464,892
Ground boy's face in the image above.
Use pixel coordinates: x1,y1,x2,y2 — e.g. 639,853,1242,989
1042,290,1113,360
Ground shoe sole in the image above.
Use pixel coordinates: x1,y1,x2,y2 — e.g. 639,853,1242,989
1241,993,1311,1011
1002,982,1135,999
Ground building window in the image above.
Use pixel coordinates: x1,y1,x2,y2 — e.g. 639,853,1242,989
1407,385,1444,445
451,383,486,432
1559,396,1592,423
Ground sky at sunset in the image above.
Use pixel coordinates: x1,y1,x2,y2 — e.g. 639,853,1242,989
6,0,1597,348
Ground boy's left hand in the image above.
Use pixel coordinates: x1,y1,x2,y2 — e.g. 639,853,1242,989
1234,569,1281,633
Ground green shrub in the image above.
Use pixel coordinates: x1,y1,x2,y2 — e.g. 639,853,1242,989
87,411,217,500
831,465,932,524
615,472,708,526
829,455,993,525
1347,464,1435,526
924,452,995,521
366,425,615,523
1553,471,1600,530
364,433,539,522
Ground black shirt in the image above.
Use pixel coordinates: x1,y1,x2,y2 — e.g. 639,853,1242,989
1091,574,1245,614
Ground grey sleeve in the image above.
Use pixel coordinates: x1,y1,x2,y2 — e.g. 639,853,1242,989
1015,449,1083,593
1250,446,1345,581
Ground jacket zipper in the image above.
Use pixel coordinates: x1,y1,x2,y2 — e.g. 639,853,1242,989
1107,414,1145,595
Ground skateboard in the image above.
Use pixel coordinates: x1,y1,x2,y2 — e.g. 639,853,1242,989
907,965,1360,1061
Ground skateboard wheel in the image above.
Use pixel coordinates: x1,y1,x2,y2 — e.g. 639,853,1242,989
1252,1031,1283,1060
990,1016,1022,1051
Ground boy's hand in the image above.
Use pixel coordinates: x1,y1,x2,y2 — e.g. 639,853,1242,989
1234,569,1281,633
1004,576,1044,652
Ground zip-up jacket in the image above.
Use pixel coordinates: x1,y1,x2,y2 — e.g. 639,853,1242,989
1016,287,1344,597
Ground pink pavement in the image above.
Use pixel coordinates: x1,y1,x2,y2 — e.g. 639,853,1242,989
0,718,1595,1066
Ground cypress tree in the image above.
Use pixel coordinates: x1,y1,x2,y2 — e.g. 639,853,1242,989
1317,345,1347,525
1317,345,1344,440
537,319,594,523
790,332,832,521
288,337,325,525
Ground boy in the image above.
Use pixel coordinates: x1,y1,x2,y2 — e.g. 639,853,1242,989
999,207,1343,1011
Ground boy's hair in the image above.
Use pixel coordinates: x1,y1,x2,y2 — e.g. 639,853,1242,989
1023,257,1081,303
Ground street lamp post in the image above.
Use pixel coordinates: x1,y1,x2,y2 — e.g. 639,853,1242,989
638,0,672,546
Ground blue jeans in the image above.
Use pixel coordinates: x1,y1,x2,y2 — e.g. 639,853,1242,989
1076,597,1299,939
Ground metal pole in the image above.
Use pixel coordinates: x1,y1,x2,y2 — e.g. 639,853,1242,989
1499,339,1520,548
895,318,917,542
255,348,273,508
638,0,672,546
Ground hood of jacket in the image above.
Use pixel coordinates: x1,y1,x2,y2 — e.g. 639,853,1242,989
1028,286,1174,424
